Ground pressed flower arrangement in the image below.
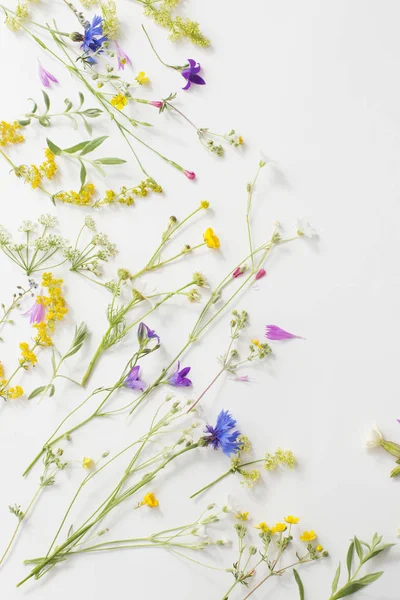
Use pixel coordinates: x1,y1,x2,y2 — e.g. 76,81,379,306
0,2,395,599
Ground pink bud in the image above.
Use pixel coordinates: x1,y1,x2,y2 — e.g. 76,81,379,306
150,101,163,108
232,267,244,278
184,170,196,180
255,268,266,280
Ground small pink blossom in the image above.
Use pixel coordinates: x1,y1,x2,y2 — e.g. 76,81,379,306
24,295,46,324
255,268,266,280
38,62,59,88
115,42,132,70
265,325,303,341
184,170,196,180
235,375,249,382
232,267,245,278
150,101,163,108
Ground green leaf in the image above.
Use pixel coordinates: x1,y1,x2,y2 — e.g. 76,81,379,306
366,543,395,561
94,157,126,165
48,384,55,397
354,537,363,562
82,108,103,118
79,135,108,156
28,386,47,400
18,119,31,127
331,572,383,599
83,118,92,136
39,117,51,127
331,563,341,594
78,92,85,109
42,90,50,112
64,98,73,112
28,99,38,114
79,161,87,187
390,465,400,477
293,569,304,600
63,141,90,154
32,34,47,49
51,348,57,376
46,138,62,156
346,541,355,580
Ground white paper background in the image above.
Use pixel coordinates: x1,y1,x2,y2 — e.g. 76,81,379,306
0,1,399,598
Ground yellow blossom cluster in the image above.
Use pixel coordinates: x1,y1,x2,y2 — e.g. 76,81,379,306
19,342,38,366
19,149,58,189
0,121,25,146
0,361,24,400
140,492,159,508
33,272,68,347
54,183,96,206
99,180,163,206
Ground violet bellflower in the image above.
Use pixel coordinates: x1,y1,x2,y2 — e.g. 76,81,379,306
137,322,160,345
81,15,107,62
265,325,303,341
167,361,192,387
123,365,147,391
24,296,46,324
181,59,206,90
203,409,241,456
115,42,132,70
38,62,59,88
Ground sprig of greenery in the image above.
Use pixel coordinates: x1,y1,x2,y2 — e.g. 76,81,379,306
0,280,36,341
18,91,102,133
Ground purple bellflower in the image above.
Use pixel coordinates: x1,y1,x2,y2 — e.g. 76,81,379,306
115,42,132,70
203,409,241,456
38,62,59,88
137,322,160,345
181,59,205,90
124,365,147,391
167,361,192,387
265,325,303,341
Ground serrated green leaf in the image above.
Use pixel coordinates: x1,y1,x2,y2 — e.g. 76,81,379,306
79,135,108,156
42,90,50,112
28,386,47,400
46,138,62,156
331,572,383,599
94,157,126,165
331,563,341,594
64,141,90,154
293,569,304,600
79,161,87,187
346,541,355,580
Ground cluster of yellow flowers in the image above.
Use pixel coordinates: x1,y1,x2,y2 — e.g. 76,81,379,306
0,362,24,400
53,183,96,206
19,342,38,366
0,121,25,146
33,272,68,346
98,180,163,206
19,149,58,189
140,492,159,508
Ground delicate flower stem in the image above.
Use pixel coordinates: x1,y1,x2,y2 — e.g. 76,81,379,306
141,25,187,70
190,458,264,499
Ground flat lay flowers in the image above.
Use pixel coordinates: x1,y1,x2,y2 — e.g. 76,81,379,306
0,1,397,600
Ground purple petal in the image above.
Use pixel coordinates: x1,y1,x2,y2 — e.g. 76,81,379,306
179,366,191,378
187,59,197,68
182,79,191,90
126,379,146,391
46,71,59,84
179,377,192,387
265,325,302,341
128,365,140,379
188,74,206,86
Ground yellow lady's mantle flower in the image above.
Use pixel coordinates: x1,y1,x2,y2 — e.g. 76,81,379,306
272,523,287,533
300,530,317,542
82,457,94,469
19,342,37,366
255,522,270,533
8,386,24,400
252,339,262,349
284,515,300,525
54,183,96,206
203,228,220,249
235,511,249,521
141,492,159,508
135,71,149,85
111,93,128,110
0,121,25,146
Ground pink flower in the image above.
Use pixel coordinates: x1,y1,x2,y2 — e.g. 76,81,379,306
232,267,245,278
24,296,46,324
255,268,266,280
265,325,303,341
235,375,249,382
150,101,163,108
184,170,196,180
38,62,59,88
115,42,132,70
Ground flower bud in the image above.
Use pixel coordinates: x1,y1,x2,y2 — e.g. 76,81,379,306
184,170,196,180
70,31,84,42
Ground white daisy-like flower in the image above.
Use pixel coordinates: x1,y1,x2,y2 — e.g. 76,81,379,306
365,424,383,448
296,219,317,238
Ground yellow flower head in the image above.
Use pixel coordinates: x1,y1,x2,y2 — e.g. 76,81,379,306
0,362,3,378
8,386,24,400
252,339,262,348
272,523,287,534
235,511,249,521
111,93,128,110
255,522,270,533
238,136,244,145
136,71,149,85
19,342,37,366
82,457,94,469
316,545,323,552
284,515,300,525
142,492,159,508
203,227,220,249
300,530,317,542
0,121,25,146
200,200,210,209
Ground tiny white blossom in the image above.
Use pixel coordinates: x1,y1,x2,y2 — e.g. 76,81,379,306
365,424,383,448
296,219,317,238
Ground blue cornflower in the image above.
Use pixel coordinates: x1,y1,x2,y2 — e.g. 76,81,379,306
81,15,107,55
203,410,241,456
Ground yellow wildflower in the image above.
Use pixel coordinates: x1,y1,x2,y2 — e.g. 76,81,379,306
271,523,287,534
141,492,159,508
255,522,270,533
54,183,96,206
300,530,317,542
111,93,128,110
82,457,94,469
33,322,53,347
284,515,300,525
316,545,323,552
8,386,24,400
135,71,149,85
203,227,220,249
238,136,244,145
0,121,25,146
252,339,262,348
200,200,210,209
19,342,37,366
235,511,249,521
